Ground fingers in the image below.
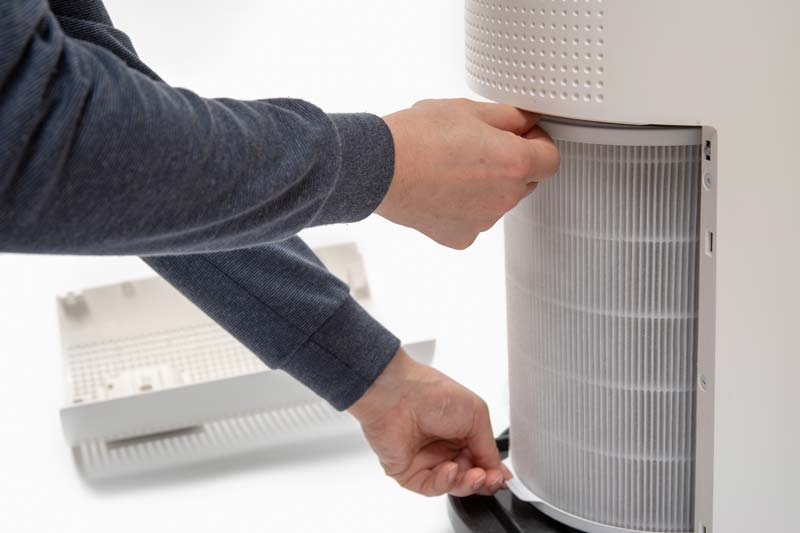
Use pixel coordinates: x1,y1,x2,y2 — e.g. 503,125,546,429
469,102,559,182
410,461,459,496
472,101,540,135
518,126,561,181
454,449,507,494
501,463,513,481
436,462,460,493
453,448,474,474
475,468,506,496
398,446,509,497
402,466,439,497
399,463,508,498
403,461,487,498
357,355,514,499
404,440,461,475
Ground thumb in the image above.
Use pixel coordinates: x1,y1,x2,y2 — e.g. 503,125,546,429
464,399,502,470
472,101,540,135
516,126,561,181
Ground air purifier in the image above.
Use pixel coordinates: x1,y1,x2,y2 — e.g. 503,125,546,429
449,2,798,533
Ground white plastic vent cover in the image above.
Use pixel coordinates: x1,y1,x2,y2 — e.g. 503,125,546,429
57,244,436,479
506,119,701,532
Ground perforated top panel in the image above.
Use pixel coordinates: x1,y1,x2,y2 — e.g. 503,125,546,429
466,0,608,106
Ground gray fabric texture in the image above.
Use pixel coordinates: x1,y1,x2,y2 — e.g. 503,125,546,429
1,0,401,409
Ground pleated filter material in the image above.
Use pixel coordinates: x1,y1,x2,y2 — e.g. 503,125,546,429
506,120,701,532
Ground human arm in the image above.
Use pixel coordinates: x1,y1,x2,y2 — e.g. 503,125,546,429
1,0,393,255
144,238,400,409
149,240,507,496
1,3,557,257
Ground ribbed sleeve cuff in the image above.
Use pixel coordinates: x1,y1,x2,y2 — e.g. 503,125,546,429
313,113,395,225
280,295,401,410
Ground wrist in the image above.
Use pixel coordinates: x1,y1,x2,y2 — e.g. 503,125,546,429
348,347,417,424
317,113,396,225
374,111,409,221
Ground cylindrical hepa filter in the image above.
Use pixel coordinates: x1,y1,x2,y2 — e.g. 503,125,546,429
506,119,702,533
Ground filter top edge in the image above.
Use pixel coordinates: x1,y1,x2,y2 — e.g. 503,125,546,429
539,117,702,147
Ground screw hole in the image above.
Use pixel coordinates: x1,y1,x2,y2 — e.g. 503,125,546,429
703,173,713,191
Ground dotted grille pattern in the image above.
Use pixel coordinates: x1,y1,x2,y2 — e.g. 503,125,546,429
465,0,607,104
65,324,265,403
74,401,354,479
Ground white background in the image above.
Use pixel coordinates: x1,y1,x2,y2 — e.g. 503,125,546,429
0,2,510,532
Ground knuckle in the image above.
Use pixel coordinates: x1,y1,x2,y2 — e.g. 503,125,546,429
504,152,531,179
460,233,480,249
476,216,501,233
497,137,531,178
490,191,521,214
395,471,415,490
439,232,478,250
502,150,528,178
380,455,410,479
453,236,477,250
503,194,521,212
475,397,490,416
476,220,494,233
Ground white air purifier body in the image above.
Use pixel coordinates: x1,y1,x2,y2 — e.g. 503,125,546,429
464,2,798,533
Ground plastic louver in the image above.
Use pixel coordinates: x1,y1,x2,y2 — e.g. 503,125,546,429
506,120,701,532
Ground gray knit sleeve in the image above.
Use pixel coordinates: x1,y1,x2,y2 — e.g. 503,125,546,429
0,2,395,256
144,239,401,410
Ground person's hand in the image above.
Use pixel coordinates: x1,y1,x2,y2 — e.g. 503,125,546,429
348,348,510,497
378,98,560,249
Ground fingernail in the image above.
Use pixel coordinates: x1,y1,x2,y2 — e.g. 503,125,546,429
447,465,458,485
472,474,486,490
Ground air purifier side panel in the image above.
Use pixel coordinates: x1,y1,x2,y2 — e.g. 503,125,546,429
693,126,717,533
506,121,702,532
706,116,798,533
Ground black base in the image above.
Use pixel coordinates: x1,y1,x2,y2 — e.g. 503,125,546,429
447,429,584,533
447,490,582,533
